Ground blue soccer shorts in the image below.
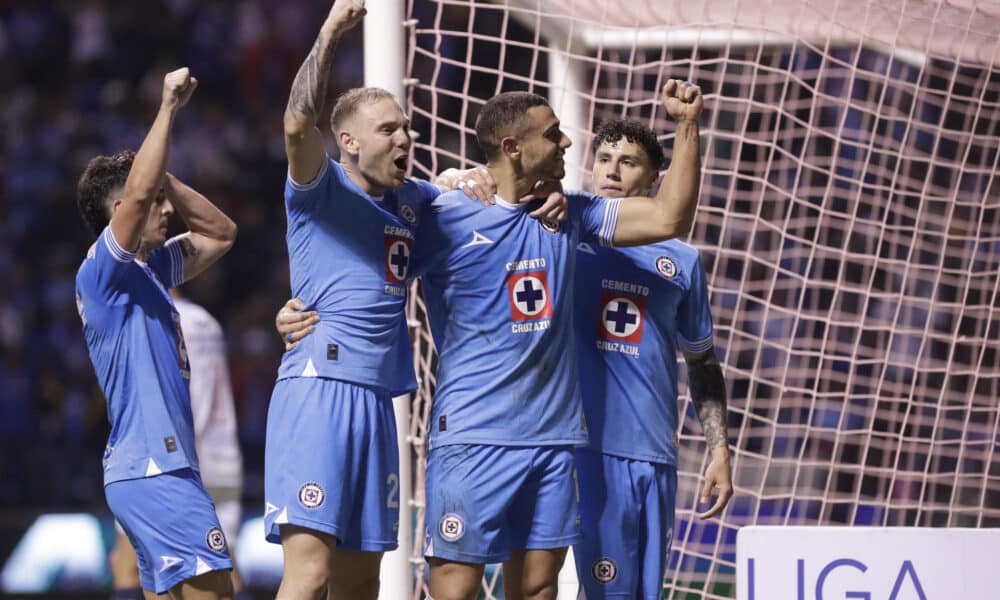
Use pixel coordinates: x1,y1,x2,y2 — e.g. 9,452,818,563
573,448,677,599
105,468,233,594
424,444,581,564
264,377,399,551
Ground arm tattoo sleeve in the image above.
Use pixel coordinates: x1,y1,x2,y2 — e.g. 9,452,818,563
287,32,338,122
687,355,729,450
178,237,198,258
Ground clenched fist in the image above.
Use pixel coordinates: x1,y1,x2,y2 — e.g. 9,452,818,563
330,0,366,31
661,79,703,123
162,67,198,112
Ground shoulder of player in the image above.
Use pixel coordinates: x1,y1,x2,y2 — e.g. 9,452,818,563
425,189,483,216
287,155,336,192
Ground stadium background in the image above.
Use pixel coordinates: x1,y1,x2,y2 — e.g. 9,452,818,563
0,0,998,598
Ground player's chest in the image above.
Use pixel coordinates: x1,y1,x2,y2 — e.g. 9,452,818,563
577,246,689,305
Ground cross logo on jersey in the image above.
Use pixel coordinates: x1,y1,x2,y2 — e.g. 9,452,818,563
384,236,412,283
508,271,554,321
598,292,646,344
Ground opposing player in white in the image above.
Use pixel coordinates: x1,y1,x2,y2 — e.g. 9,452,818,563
573,118,734,599
109,289,248,600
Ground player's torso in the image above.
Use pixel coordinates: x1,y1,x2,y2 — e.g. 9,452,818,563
573,240,700,464
416,194,587,448
76,254,197,483
279,161,429,391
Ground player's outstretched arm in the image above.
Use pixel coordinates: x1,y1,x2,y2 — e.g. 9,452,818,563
284,0,366,185
111,67,196,252
610,79,703,246
683,346,734,519
163,174,237,282
276,298,319,351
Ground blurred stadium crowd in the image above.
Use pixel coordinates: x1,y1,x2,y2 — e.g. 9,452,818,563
0,0,367,510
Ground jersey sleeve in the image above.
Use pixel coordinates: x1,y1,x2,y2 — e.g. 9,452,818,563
414,178,444,203
568,191,620,247
676,252,715,353
409,193,457,279
77,226,139,300
146,235,186,289
284,155,334,216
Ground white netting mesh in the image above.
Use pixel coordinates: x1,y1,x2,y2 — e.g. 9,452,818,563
402,1,1000,598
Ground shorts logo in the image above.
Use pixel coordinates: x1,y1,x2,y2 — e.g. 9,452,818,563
299,483,325,509
439,513,465,542
205,527,227,553
385,236,412,283
540,219,560,233
598,292,646,344
399,204,417,224
656,256,677,279
507,271,554,321
592,557,618,583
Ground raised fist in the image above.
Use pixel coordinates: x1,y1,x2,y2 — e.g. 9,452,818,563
661,79,703,123
331,0,366,30
162,67,198,111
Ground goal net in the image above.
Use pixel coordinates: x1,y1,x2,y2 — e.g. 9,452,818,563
400,1,1000,597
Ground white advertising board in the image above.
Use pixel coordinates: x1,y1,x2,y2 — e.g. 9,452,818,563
736,526,1000,600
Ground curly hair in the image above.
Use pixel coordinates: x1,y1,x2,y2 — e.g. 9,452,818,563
591,119,665,171
76,150,135,236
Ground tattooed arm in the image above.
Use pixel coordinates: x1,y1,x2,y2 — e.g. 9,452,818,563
163,173,236,282
611,79,704,246
684,346,734,519
284,0,366,185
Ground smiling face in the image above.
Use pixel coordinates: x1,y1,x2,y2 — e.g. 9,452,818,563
591,138,659,198
516,105,572,183
344,97,412,194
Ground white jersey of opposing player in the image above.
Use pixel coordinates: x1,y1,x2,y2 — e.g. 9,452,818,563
174,297,243,490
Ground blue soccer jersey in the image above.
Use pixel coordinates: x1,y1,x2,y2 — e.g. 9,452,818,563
411,190,620,448
76,227,196,485
277,157,439,394
574,238,714,465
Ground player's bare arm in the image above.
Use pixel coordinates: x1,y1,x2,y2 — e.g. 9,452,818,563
163,174,237,282
111,67,197,253
611,78,703,246
683,346,734,520
284,0,366,184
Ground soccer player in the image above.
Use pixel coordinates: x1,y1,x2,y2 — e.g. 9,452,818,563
408,82,702,600
275,82,704,599
266,1,559,598
108,288,249,600
75,67,237,599
573,118,733,599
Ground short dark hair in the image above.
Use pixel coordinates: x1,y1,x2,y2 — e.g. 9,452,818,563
77,150,135,236
329,87,398,131
591,119,665,171
475,92,550,161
